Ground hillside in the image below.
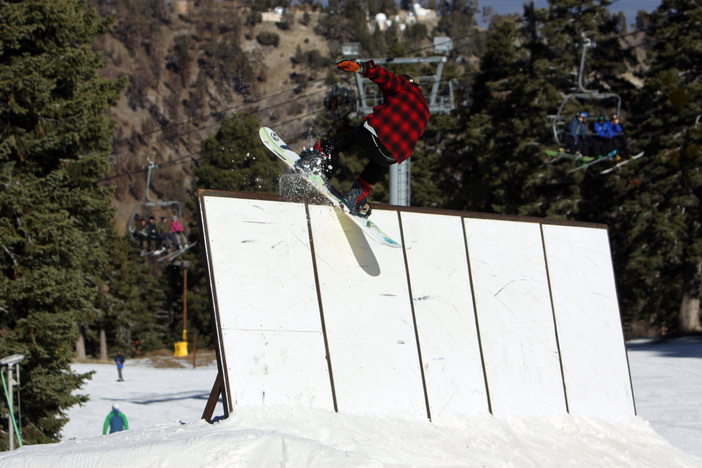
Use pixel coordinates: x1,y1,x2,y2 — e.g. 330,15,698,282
97,3,648,239
96,5,338,236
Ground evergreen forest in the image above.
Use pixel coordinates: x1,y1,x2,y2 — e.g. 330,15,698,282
0,0,700,448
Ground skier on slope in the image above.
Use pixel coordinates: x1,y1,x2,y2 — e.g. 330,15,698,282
295,58,430,217
103,403,129,435
115,350,125,382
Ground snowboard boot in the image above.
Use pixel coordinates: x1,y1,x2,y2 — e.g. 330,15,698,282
344,177,374,218
295,141,330,175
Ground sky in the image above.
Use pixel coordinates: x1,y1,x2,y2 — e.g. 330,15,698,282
477,0,663,27
0,337,700,467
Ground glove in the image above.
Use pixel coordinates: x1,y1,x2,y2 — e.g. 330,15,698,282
336,58,363,74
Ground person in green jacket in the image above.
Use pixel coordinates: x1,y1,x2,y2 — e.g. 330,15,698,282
103,403,128,435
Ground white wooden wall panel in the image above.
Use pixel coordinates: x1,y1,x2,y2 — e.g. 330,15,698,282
465,218,567,417
221,329,334,408
542,225,635,418
203,197,321,331
308,205,428,418
202,197,333,409
401,212,489,418
200,193,635,421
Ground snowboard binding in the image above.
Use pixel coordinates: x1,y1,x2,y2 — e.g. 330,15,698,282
295,148,328,175
352,200,372,218
341,197,372,218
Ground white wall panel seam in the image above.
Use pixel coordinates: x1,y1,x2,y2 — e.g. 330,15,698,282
539,223,570,413
397,210,432,420
305,203,339,413
461,217,493,415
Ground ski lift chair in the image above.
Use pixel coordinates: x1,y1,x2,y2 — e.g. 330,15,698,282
128,161,183,242
551,36,623,148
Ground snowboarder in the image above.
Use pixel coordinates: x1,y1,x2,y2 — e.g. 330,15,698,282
115,350,125,382
295,58,430,217
103,403,129,435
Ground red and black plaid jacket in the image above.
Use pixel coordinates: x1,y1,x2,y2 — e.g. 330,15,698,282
362,61,430,163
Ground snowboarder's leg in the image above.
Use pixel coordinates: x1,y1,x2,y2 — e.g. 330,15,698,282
342,129,396,217
296,126,363,174
344,176,375,217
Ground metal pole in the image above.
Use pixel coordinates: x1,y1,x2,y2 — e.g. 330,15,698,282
183,267,188,343
193,333,197,369
1,355,24,450
389,160,411,206
389,164,399,205
7,366,14,451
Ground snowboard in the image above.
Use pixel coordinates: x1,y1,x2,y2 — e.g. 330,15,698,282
567,150,618,173
599,151,645,174
259,127,400,248
544,149,595,164
157,242,197,263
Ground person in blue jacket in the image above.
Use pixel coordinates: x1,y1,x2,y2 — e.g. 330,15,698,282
608,114,629,158
115,350,125,382
593,114,612,157
103,403,129,435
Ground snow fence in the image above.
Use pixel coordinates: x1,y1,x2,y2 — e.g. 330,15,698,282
198,190,635,421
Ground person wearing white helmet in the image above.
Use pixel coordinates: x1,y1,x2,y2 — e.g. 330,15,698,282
103,403,129,435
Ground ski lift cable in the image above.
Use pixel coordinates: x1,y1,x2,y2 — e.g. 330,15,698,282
107,31,479,152
112,4,683,150
98,108,325,183
110,87,329,155
103,8,684,179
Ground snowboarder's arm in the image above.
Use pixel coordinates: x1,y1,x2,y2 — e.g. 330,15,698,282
361,61,404,95
121,413,129,430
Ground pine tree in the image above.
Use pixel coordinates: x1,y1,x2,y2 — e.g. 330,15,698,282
184,113,280,347
194,113,280,193
611,0,702,333
0,0,125,445
91,232,167,354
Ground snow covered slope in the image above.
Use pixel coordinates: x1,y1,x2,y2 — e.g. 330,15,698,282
0,339,700,467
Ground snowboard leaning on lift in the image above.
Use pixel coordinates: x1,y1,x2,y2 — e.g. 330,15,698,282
544,149,595,164
157,242,197,263
599,152,645,174
567,150,619,173
259,127,400,248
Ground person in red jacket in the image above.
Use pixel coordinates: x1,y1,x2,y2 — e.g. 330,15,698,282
296,58,430,217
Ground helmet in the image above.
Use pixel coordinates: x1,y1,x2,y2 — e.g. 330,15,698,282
112,403,119,410
580,111,589,118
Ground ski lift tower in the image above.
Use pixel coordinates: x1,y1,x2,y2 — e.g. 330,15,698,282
1,354,25,451
353,55,456,206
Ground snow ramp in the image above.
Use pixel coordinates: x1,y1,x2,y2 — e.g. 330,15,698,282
198,190,635,421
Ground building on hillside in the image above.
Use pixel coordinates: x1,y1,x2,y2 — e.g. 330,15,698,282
369,3,437,32
413,2,437,20
261,10,283,22
171,0,190,15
